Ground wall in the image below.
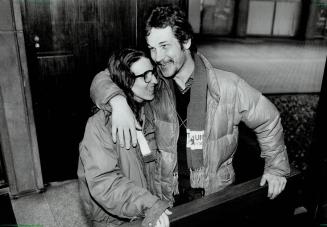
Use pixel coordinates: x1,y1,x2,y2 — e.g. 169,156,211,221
188,0,201,33
0,0,43,196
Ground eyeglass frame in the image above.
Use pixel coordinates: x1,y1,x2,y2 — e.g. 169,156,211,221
133,68,157,83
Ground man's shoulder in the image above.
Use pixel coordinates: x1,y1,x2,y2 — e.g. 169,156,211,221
212,68,240,82
92,69,110,84
197,52,241,84
209,66,242,91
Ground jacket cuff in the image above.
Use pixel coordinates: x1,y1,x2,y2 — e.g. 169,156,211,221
98,90,126,112
142,200,170,227
90,69,126,110
142,152,157,163
264,146,291,177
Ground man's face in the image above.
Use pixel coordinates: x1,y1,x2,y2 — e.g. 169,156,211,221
146,26,189,78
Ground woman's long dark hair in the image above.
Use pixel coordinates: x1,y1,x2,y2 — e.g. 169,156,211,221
107,48,147,122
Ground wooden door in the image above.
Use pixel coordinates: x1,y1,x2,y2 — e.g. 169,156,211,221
20,0,137,182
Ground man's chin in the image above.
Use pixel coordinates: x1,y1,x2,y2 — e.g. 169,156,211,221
158,64,180,79
161,69,176,79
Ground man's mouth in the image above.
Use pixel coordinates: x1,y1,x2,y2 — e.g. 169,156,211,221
158,64,167,69
158,60,172,68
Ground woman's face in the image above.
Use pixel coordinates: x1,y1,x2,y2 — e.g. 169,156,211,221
131,57,158,103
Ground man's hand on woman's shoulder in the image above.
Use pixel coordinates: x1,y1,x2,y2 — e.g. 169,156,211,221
110,95,141,149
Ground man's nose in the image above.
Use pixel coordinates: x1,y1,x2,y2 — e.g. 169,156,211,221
154,49,164,63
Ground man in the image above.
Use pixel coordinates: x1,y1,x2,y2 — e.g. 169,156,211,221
90,6,290,203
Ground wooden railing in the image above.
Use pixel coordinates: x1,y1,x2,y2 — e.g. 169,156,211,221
123,168,301,227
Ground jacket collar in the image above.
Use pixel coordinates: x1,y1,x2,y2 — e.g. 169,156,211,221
196,53,221,102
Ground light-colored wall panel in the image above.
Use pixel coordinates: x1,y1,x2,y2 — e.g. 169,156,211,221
0,32,42,194
273,1,301,36
246,1,274,35
0,33,32,193
0,0,43,197
0,0,13,30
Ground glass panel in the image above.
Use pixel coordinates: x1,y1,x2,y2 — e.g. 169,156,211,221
273,1,301,36
201,0,235,35
246,1,275,35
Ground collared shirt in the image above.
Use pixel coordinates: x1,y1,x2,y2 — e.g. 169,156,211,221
174,72,194,94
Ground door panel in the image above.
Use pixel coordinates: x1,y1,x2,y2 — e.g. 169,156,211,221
34,53,78,182
20,0,137,182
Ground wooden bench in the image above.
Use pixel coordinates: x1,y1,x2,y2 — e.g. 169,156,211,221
123,168,301,227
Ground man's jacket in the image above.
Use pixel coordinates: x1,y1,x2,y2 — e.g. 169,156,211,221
77,110,169,226
90,53,290,198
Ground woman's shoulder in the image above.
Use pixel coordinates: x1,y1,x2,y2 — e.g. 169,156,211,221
85,110,112,136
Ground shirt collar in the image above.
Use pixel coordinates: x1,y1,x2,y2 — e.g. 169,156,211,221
175,72,194,94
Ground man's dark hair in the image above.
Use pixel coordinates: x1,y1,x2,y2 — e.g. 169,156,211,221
145,5,197,54
107,48,147,121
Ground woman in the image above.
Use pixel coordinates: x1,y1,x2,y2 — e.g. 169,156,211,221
77,49,170,227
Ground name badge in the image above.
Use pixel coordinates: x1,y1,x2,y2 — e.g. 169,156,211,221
187,129,204,150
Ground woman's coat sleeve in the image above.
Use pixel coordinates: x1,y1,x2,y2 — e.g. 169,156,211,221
79,116,159,219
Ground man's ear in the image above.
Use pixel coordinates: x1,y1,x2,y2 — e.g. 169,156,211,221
183,39,191,50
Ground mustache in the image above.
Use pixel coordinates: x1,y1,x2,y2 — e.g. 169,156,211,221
157,59,173,66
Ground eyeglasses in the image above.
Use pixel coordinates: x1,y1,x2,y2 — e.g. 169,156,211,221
134,69,157,83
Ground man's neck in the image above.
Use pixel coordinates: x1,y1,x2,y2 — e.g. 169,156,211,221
173,51,195,91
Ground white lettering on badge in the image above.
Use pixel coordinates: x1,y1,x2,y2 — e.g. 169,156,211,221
187,129,204,150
